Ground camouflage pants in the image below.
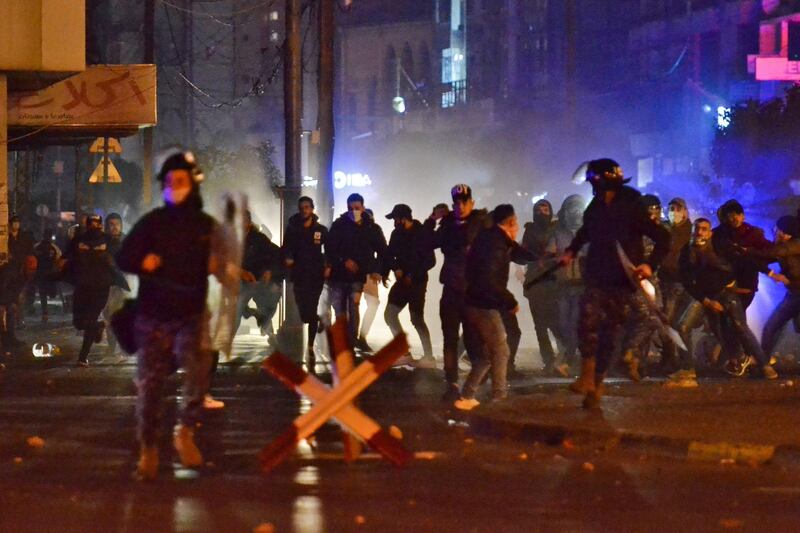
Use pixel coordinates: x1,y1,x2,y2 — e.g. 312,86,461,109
134,313,212,446
578,286,633,376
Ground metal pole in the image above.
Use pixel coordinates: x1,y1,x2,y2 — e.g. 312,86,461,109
0,74,8,262
282,0,304,359
317,0,335,226
142,0,155,208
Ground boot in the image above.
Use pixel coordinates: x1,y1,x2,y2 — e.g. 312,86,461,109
173,423,203,468
569,357,596,395
136,445,159,481
582,373,606,410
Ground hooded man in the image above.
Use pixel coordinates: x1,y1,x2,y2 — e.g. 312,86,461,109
67,214,115,366
426,184,492,401
521,198,561,375
384,203,436,368
102,212,130,355
562,158,671,409
283,196,328,369
546,194,587,375
116,151,223,481
326,193,388,346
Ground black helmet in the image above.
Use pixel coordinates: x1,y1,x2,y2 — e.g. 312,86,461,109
579,158,630,193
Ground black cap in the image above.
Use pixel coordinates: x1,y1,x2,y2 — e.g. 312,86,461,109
386,204,412,220
776,215,799,237
720,199,744,217
451,184,472,201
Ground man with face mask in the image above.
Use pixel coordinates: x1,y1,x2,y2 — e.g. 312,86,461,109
383,204,436,368
521,199,561,375
678,218,777,381
326,193,388,346
66,215,115,366
562,159,670,409
427,184,492,401
545,194,587,376
116,152,220,481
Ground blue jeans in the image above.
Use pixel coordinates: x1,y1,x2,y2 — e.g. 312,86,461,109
762,292,800,358
329,281,365,344
711,291,767,366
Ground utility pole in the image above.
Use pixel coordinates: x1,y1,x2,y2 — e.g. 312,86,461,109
317,0,335,226
142,0,155,208
282,0,304,359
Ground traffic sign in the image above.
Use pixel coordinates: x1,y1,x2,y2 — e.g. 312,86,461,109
89,157,122,183
89,137,123,154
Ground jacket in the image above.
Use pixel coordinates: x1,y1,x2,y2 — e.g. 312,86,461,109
70,229,115,289
326,212,388,284
282,213,328,284
679,242,736,302
386,220,435,283
659,219,692,283
243,226,282,282
566,186,671,289
712,222,772,292
521,219,557,285
428,208,492,293
466,225,535,311
546,225,583,286
746,238,800,293
116,201,216,320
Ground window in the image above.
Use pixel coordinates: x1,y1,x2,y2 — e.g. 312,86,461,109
269,11,279,21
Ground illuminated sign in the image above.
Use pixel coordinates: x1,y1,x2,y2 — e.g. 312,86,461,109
754,56,800,81
334,171,372,190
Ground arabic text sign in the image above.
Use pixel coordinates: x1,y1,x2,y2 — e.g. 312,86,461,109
8,64,156,127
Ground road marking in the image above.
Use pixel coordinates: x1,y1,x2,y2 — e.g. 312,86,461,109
687,441,775,464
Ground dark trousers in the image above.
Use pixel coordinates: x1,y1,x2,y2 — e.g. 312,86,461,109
660,281,692,368
235,281,280,334
73,284,111,362
440,286,483,384
294,280,324,348
524,282,560,368
762,292,800,358
578,286,632,377
502,311,521,370
462,306,509,399
557,285,582,360
385,279,433,357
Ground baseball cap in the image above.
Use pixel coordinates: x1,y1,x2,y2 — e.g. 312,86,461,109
386,204,412,220
668,197,687,210
451,184,472,201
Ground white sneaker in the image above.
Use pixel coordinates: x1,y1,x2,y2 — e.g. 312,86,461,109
203,394,225,410
454,397,480,411
412,355,437,369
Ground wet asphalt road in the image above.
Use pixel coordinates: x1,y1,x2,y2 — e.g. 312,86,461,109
2,346,800,533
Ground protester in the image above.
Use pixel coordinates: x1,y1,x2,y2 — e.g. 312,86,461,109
102,213,130,355
384,203,436,368
33,229,62,323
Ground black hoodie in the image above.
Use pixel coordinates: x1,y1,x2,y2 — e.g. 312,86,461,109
282,213,328,284
427,208,492,293
386,219,436,283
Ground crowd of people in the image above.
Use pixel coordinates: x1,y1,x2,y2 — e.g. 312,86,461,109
2,151,798,480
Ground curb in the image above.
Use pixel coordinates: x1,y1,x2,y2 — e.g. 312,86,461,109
468,412,800,467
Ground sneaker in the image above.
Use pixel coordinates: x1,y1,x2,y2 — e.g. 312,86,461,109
622,350,641,382
354,336,373,353
135,446,159,481
725,356,753,377
454,397,480,411
173,424,203,468
442,383,460,402
203,394,225,410
553,363,571,378
457,353,472,371
76,360,89,368
412,355,437,369
392,354,415,367
761,365,778,380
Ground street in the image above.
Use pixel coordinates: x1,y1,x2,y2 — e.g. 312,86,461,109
2,320,800,532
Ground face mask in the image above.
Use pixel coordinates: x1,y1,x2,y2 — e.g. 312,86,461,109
669,210,685,225
163,186,191,205
594,178,624,193
349,210,362,223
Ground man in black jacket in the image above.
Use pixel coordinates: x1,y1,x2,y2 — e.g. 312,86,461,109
235,211,282,340
384,204,436,368
283,196,328,368
427,184,492,401
102,212,130,355
116,152,220,481
563,158,671,409
326,193,388,345
678,218,776,379
454,205,534,410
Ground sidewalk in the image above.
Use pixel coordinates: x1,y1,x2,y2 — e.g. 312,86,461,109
470,379,800,466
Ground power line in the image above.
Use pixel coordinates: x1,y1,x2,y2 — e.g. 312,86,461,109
156,0,278,19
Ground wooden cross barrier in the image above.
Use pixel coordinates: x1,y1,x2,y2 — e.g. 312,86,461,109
328,321,363,462
259,322,412,473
